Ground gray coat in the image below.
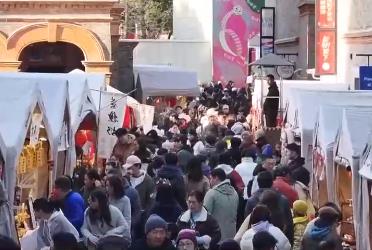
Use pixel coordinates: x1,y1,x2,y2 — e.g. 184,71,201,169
109,196,131,228
81,205,131,246
204,180,238,241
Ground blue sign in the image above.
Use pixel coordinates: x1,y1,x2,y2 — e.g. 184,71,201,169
360,66,372,90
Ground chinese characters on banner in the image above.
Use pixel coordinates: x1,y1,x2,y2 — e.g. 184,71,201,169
316,0,336,75
97,92,127,159
260,7,275,57
30,113,43,146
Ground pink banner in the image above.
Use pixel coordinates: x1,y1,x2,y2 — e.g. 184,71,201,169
213,0,261,87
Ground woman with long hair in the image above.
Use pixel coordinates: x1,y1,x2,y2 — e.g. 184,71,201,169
184,157,210,197
106,175,131,228
81,189,130,250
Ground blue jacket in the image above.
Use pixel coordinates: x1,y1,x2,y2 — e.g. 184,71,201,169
62,191,85,233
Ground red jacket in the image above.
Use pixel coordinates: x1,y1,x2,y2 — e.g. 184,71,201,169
273,177,298,207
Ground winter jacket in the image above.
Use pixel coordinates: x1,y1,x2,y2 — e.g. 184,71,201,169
81,205,131,246
301,219,342,250
199,144,216,158
184,175,210,197
235,158,256,199
109,195,132,228
148,201,183,224
129,239,176,250
177,207,221,249
215,164,245,195
272,177,299,207
38,210,80,247
204,180,239,241
62,191,85,233
240,221,291,250
245,188,294,245
123,182,142,226
293,181,316,219
157,164,187,210
263,83,279,115
288,156,305,171
130,171,155,212
293,216,308,250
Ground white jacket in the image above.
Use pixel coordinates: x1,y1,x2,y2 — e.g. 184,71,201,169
235,158,256,199
240,221,291,250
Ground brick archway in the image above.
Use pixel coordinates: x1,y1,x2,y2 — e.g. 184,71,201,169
1,22,112,74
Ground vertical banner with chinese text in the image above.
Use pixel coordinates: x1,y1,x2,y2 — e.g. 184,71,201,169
260,7,275,57
213,0,262,87
315,0,337,75
97,92,127,159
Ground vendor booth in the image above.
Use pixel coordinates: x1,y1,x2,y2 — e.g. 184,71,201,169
333,109,372,250
312,105,372,207
284,89,372,170
134,65,199,102
0,79,55,240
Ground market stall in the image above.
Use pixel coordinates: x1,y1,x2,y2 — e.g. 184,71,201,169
312,105,372,207
333,109,372,250
133,64,199,102
285,89,372,170
0,79,54,240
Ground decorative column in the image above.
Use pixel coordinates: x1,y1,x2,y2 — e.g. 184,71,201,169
82,61,114,84
298,1,315,70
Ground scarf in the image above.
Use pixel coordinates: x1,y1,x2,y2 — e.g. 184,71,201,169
293,216,308,225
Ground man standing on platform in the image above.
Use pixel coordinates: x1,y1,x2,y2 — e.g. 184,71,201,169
263,74,279,127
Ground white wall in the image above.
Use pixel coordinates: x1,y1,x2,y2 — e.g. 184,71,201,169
133,40,212,83
173,0,213,41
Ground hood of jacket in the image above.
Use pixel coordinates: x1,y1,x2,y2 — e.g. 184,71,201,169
251,220,271,233
309,222,331,240
179,206,208,223
213,179,236,196
158,164,183,179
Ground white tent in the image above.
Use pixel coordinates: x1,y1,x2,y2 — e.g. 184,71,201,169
333,109,372,250
313,105,372,205
285,89,372,169
0,79,52,209
134,65,199,101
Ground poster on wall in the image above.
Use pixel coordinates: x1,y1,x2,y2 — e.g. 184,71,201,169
316,30,336,75
317,0,336,29
213,0,263,87
315,0,336,75
260,7,275,57
97,92,127,159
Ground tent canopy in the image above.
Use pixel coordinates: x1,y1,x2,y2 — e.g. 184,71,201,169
134,65,199,100
335,109,372,164
248,53,293,66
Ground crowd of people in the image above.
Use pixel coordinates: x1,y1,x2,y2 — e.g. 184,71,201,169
1,79,345,250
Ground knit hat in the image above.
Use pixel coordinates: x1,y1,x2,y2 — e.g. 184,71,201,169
219,239,241,250
176,229,197,247
293,200,308,216
145,214,167,234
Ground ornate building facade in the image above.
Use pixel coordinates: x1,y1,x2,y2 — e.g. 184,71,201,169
0,0,123,81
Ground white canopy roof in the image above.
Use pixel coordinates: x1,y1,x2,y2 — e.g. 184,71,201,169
335,109,372,164
0,79,43,206
134,64,199,99
287,90,372,165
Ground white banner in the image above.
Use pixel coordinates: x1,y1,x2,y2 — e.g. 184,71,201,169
97,92,127,159
30,113,42,146
138,104,155,134
58,122,69,151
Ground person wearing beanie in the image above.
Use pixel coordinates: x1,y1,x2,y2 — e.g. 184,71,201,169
301,206,342,250
292,200,309,250
252,231,277,250
219,239,241,250
129,214,176,250
176,229,198,250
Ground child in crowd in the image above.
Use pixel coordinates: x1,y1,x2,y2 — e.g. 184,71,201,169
292,200,309,250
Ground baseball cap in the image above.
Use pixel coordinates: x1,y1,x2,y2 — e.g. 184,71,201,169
123,155,142,169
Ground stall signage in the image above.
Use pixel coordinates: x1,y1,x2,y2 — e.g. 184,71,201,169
97,92,127,159
315,0,337,75
30,113,42,146
359,66,372,90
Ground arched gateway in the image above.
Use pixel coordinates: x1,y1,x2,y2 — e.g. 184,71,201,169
0,0,123,82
